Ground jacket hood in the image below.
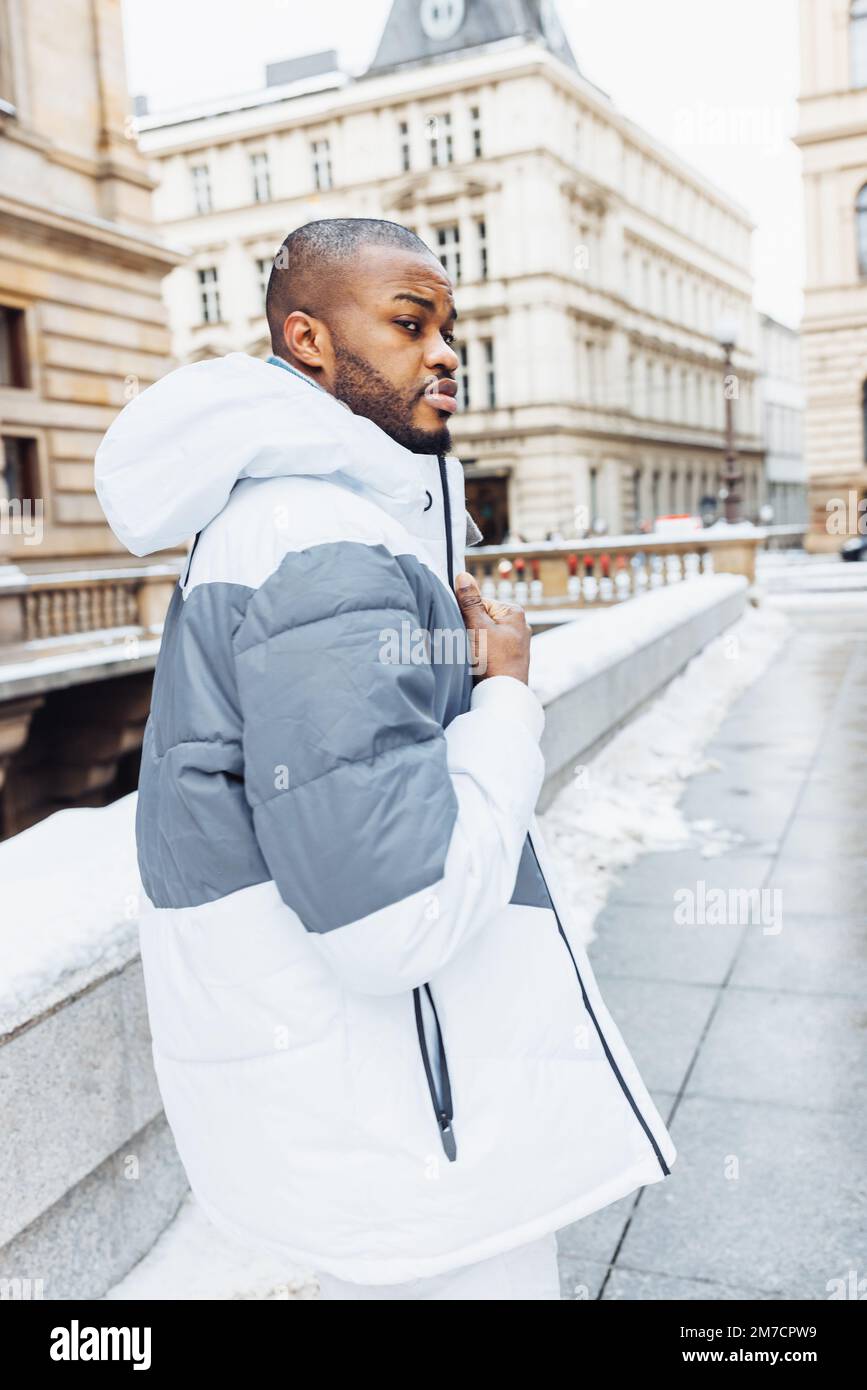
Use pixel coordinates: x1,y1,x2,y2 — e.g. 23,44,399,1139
94,351,449,557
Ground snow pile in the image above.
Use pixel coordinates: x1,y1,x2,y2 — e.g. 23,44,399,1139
529,573,747,706
537,597,791,947
0,793,142,1036
104,1194,319,1301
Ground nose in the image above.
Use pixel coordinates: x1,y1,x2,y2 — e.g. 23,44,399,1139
427,337,459,375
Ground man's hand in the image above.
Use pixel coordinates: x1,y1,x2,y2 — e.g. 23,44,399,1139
455,571,532,685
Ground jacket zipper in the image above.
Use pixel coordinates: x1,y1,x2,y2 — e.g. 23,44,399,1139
411,454,460,1164
418,457,669,1179
413,984,457,1161
525,833,672,1178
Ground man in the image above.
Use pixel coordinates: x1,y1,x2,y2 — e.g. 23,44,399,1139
95,218,676,1301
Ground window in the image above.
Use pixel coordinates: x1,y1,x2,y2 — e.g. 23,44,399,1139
398,119,411,172
476,218,488,280
482,338,496,407
1,435,38,504
586,341,600,404
456,343,470,410
852,1,867,87
857,185,867,276
632,467,643,530
250,151,271,203
470,105,482,158
0,307,28,387
651,469,661,517
311,138,332,192
427,110,453,166
436,224,461,283
0,0,16,116
197,267,221,324
190,164,212,215
589,466,599,521
256,257,271,309
636,356,646,415
862,380,867,461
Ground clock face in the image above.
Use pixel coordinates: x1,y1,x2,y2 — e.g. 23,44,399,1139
420,0,465,41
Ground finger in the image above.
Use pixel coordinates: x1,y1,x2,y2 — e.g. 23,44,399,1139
455,572,494,628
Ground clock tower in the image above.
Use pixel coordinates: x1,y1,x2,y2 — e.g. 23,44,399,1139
366,0,578,76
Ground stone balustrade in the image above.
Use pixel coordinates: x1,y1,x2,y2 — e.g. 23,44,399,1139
464,525,767,610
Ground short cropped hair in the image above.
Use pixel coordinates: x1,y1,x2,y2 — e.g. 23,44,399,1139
265,217,435,353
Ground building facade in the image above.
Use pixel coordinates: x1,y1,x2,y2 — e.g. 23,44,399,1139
137,0,764,542
0,0,183,836
757,313,806,524
796,0,867,549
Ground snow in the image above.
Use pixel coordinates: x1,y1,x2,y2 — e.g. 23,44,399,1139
103,1194,320,1301
537,597,791,948
0,794,142,1037
0,636,161,690
529,573,747,706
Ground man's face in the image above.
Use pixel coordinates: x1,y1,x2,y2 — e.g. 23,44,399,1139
308,245,460,454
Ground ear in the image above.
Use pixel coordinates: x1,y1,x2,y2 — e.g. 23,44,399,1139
281,310,331,371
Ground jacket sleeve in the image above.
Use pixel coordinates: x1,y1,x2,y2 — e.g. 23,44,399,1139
232,538,546,995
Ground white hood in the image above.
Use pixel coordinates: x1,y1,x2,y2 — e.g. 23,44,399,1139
94,352,444,557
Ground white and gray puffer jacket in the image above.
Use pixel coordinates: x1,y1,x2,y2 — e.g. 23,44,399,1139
95,350,676,1286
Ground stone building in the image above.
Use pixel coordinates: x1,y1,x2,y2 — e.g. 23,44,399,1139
136,0,764,543
757,313,806,525
0,0,182,836
796,0,867,549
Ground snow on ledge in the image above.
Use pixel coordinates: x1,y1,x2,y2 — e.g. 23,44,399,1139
529,573,748,707
0,794,142,1037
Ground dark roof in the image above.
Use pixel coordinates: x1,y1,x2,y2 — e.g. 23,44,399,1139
365,0,579,78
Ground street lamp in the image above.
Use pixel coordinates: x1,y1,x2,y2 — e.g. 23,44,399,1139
714,317,743,524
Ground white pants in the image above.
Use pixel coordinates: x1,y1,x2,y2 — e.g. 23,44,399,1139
314,1231,561,1300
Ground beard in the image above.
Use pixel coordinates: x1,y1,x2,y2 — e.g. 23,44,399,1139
330,334,452,456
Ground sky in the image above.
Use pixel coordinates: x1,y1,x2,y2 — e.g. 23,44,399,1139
121,0,803,327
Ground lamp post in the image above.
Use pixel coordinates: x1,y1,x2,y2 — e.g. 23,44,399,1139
715,319,743,524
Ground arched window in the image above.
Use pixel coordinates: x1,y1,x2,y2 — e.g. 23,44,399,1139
857,185,867,275
852,1,867,88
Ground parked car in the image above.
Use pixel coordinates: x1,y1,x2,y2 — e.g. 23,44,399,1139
841,534,867,562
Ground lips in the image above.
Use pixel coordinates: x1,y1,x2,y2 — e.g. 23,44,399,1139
422,377,458,415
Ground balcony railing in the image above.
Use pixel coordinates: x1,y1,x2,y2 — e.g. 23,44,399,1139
0,564,182,653
464,526,769,611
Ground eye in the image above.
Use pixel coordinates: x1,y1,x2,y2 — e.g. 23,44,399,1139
442,332,456,346
396,318,421,334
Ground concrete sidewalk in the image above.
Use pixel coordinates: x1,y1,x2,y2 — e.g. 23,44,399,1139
556,598,867,1300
